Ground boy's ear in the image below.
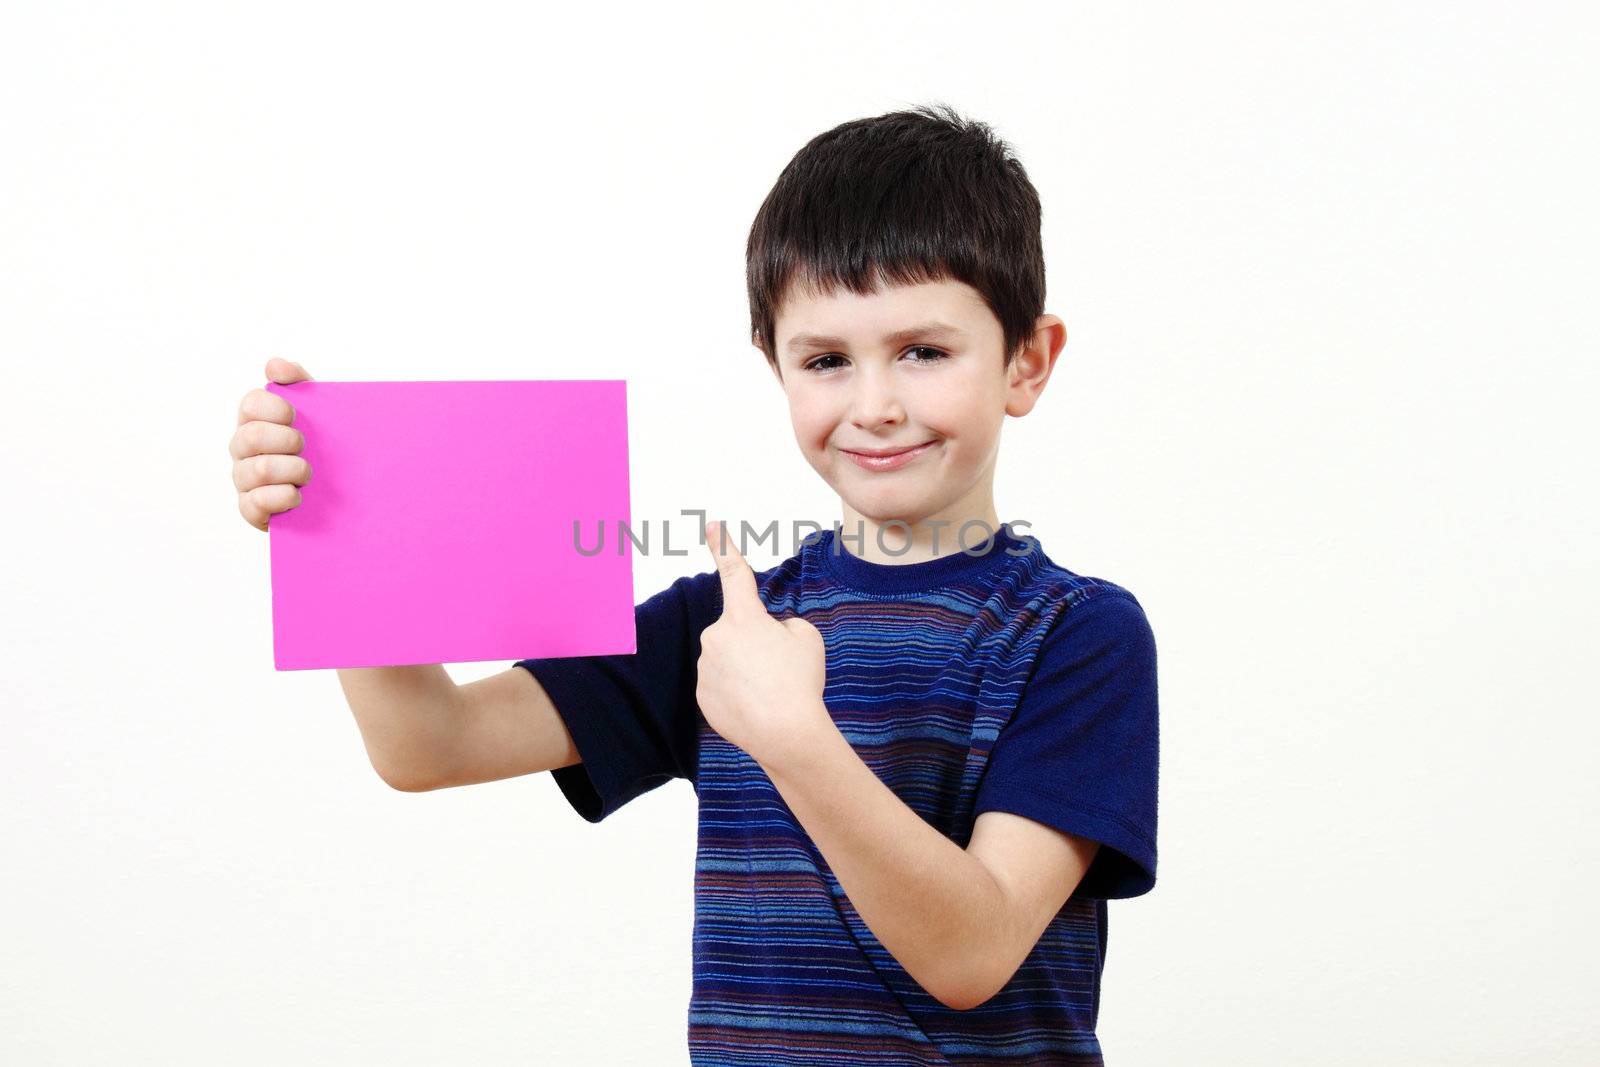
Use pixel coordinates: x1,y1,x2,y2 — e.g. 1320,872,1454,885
1005,315,1066,418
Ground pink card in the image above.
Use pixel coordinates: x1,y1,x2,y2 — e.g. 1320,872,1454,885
264,379,635,670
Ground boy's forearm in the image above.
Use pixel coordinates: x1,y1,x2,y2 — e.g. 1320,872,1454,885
757,708,1013,1011
336,665,460,789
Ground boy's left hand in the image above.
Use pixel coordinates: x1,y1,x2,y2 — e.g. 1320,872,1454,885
697,519,833,771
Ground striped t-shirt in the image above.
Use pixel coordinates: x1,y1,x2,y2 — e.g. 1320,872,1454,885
515,522,1159,1066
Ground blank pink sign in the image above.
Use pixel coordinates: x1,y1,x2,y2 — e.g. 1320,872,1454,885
264,379,635,670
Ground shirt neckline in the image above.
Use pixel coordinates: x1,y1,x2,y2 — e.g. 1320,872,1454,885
813,522,1033,595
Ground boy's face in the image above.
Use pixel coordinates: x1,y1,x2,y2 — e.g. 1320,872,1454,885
767,276,1062,533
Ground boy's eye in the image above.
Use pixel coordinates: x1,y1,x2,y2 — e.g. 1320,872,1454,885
802,346,948,373
804,353,847,373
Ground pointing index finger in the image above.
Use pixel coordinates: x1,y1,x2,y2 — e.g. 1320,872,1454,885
706,519,760,616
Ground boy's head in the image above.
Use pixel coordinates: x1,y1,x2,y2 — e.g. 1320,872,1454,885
746,102,1065,535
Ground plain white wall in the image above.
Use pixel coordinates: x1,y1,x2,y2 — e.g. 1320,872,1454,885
3,2,1596,1064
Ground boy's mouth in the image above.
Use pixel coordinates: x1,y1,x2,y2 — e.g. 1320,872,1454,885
839,439,938,472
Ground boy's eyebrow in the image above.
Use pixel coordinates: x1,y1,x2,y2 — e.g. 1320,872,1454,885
784,321,968,354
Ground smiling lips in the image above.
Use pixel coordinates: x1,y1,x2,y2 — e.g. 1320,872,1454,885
840,440,937,472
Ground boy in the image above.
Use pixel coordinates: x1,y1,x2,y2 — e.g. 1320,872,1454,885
230,102,1158,1065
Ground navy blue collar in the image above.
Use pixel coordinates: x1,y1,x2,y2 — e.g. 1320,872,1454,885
814,522,1034,595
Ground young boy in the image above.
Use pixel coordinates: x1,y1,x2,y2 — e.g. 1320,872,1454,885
513,104,1160,1065
231,102,1157,1066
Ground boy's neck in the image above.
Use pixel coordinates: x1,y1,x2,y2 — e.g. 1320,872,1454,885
836,499,1006,565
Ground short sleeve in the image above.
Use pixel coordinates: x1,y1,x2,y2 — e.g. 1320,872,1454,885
973,589,1160,899
513,571,721,824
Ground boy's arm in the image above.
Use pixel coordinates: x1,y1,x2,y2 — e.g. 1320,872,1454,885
965,809,1101,996
761,590,1159,1009
420,667,583,790
337,664,580,792
760,718,1098,1012
336,664,463,790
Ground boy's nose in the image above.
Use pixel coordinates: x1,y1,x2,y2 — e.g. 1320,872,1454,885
848,369,905,429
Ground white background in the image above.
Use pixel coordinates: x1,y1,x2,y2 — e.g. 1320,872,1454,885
3,2,1597,1064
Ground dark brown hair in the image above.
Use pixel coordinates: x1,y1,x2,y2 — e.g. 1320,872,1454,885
747,101,1045,373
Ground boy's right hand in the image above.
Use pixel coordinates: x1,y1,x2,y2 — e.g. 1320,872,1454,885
232,358,316,532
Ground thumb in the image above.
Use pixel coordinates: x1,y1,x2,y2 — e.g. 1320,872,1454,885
783,616,820,641
784,616,826,661
265,357,314,384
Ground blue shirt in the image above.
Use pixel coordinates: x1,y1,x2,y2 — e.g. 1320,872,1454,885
516,523,1159,1065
